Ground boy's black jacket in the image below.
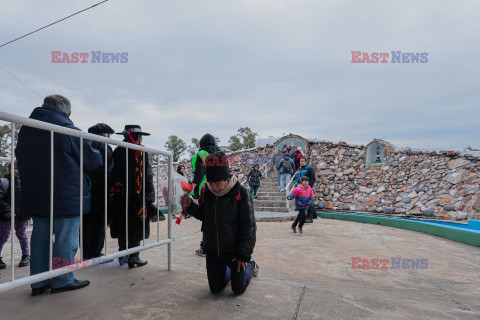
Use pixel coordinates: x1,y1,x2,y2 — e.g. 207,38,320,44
186,181,256,262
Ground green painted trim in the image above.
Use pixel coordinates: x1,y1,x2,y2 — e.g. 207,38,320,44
317,212,480,247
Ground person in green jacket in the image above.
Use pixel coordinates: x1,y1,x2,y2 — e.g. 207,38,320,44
190,133,220,256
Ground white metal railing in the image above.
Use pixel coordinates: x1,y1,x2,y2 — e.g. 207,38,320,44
0,111,174,293
285,173,297,208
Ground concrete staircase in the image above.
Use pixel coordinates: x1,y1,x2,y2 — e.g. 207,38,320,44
253,175,290,212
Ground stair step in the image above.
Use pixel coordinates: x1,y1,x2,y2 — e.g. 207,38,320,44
254,207,290,212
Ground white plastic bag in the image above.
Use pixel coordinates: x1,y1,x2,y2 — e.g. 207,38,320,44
159,172,187,214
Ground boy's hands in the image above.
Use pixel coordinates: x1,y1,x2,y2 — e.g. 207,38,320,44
180,194,192,208
287,196,292,200
231,258,247,273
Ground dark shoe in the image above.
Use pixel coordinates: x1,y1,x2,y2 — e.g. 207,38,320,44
31,284,51,296
290,226,297,233
0,257,6,269
128,256,148,269
298,228,303,234
19,255,30,267
118,256,128,266
195,248,206,257
158,213,166,221
250,258,259,277
51,280,90,294
305,219,313,224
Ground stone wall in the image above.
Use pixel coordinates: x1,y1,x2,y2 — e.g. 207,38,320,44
167,139,480,220
309,142,480,220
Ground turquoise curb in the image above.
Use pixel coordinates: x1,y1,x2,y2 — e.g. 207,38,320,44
316,212,480,247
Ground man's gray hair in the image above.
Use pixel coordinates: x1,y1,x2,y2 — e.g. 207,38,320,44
42,94,71,116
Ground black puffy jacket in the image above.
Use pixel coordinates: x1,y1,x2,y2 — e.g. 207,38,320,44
247,169,262,187
186,181,256,262
0,174,28,221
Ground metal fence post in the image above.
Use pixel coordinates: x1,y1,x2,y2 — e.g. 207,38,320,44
125,148,129,252
79,137,83,261
10,123,15,281
49,131,54,272
104,142,108,256
167,154,173,271
143,151,146,246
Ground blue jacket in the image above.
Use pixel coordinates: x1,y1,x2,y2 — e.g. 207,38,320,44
15,107,103,218
293,164,316,187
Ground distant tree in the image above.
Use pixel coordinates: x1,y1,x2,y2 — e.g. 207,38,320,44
0,124,20,175
187,137,200,158
237,127,258,149
164,135,187,162
228,135,243,152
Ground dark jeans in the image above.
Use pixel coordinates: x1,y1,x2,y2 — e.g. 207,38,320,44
206,254,253,295
292,209,306,229
249,185,259,199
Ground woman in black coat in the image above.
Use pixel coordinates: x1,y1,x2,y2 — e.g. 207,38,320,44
109,125,155,268
247,164,262,200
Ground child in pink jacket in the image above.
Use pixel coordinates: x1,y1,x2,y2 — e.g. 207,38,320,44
287,176,314,234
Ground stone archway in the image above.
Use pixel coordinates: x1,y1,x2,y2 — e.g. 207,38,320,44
273,134,310,154
365,139,394,164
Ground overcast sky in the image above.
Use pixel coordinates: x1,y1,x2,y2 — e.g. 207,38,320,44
0,0,479,153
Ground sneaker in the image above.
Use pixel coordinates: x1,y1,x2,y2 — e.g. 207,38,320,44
0,257,6,270
305,219,313,224
290,226,297,233
195,248,206,257
250,258,259,277
19,255,30,267
298,228,303,234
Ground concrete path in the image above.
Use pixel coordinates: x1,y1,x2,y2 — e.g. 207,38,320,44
1,218,479,319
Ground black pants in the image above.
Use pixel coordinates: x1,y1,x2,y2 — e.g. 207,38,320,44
83,212,106,259
292,209,306,229
118,239,141,258
206,254,253,295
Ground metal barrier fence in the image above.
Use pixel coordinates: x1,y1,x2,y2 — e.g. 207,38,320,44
0,111,174,293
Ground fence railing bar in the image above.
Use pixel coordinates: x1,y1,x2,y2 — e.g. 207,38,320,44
0,239,172,293
0,111,172,157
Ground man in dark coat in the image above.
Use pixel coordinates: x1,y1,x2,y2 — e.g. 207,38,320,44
82,123,115,260
15,95,103,296
181,152,258,295
109,125,155,269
